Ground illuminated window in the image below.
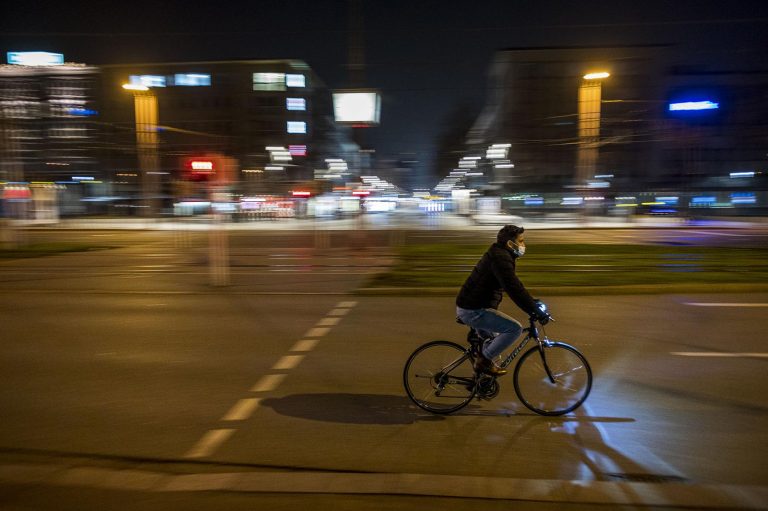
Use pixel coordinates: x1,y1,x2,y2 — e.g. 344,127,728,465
286,98,306,111
289,145,307,156
174,73,211,86
129,75,166,88
285,74,306,87
253,72,285,91
287,121,307,134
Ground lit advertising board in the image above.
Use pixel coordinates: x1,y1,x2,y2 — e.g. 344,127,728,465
332,90,381,125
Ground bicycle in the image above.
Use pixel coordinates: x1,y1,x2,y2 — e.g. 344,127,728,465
403,310,592,416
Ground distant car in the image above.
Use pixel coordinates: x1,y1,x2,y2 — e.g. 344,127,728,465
471,213,523,225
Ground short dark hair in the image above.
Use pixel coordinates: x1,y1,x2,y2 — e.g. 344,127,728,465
497,224,524,244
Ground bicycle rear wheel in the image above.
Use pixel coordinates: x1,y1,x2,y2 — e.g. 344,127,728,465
403,341,476,414
513,342,592,416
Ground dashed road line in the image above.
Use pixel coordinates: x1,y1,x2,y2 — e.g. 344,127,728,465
184,300,359,459
304,327,330,337
221,398,262,421
290,339,319,352
250,374,287,393
272,355,305,370
184,429,235,459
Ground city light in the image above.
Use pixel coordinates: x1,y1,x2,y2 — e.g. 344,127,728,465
583,72,610,80
669,101,719,111
287,121,307,134
122,84,149,91
285,74,306,87
174,73,211,86
7,51,64,66
129,75,166,88
332,91,381,124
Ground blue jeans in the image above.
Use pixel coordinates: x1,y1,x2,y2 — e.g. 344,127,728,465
456,306,523,360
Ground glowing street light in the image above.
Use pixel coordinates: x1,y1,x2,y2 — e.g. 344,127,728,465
122,83,159,215
583,71,610,80
577,70,610,185
121,83,150,92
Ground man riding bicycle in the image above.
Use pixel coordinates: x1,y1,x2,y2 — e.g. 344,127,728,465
456,225,550,376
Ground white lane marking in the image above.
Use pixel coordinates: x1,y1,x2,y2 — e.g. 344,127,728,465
684,303,768,307
305,327,330,338
683,230,750,237
250,374,287,393
671,352,768,358
221,398,262,421
337,301,358,308
328,308,350,316
184,429,235,459
272,355,305,370
290,339,319,352
317,317,341,326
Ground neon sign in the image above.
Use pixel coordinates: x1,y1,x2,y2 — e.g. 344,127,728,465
668,101,719,111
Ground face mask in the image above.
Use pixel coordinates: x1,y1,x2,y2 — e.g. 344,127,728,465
507,240,526,257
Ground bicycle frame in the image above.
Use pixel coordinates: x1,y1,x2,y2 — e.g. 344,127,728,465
495,316,558,384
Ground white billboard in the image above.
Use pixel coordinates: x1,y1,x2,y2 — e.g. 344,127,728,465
332,90,381,125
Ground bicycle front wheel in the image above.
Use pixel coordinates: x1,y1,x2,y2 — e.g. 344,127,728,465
513,342,592,416
403,341,476,414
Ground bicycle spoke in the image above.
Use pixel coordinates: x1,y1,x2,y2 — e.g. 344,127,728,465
404,341,477,414
513,343,592,416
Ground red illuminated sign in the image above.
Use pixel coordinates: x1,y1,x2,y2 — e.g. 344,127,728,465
189,160,214,172
291,191,311,197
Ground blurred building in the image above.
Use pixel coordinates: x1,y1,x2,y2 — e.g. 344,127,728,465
99,59,357,205
465,45,768,194
0,53,101,183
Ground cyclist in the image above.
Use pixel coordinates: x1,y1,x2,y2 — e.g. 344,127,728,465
456,225,550,376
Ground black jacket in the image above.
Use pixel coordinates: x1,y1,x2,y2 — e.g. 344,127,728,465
456,242,538,314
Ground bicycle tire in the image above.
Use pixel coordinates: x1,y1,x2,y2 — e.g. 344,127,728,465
513,342,592,416
403,340,477,414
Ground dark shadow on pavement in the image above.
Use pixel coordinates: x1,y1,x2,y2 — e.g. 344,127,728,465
259,393,450,425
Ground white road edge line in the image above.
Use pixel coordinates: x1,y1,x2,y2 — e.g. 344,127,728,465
327,308,350,316
317,317,341,326
221,398,262,421
183,429,235,459
336,301,358,308
684,303,768,307
671,352,768,358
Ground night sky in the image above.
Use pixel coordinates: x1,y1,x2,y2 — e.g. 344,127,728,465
2,0,767,186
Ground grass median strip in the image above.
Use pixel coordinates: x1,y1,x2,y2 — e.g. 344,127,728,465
361,243,768,295
0,242,114,259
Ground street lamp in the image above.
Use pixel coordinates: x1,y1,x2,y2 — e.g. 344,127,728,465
122,83,160,216
577,71,610,186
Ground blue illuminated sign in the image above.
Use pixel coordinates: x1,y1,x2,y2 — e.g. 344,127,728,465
67,108,98,117
129,75,166,88
669,101,719,112
7,52,64,66
174,73,211,86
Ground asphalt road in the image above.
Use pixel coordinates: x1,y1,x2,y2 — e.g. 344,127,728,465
1,227,767,509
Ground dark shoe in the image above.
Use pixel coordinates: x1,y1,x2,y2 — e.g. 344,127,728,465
474,353,507,376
